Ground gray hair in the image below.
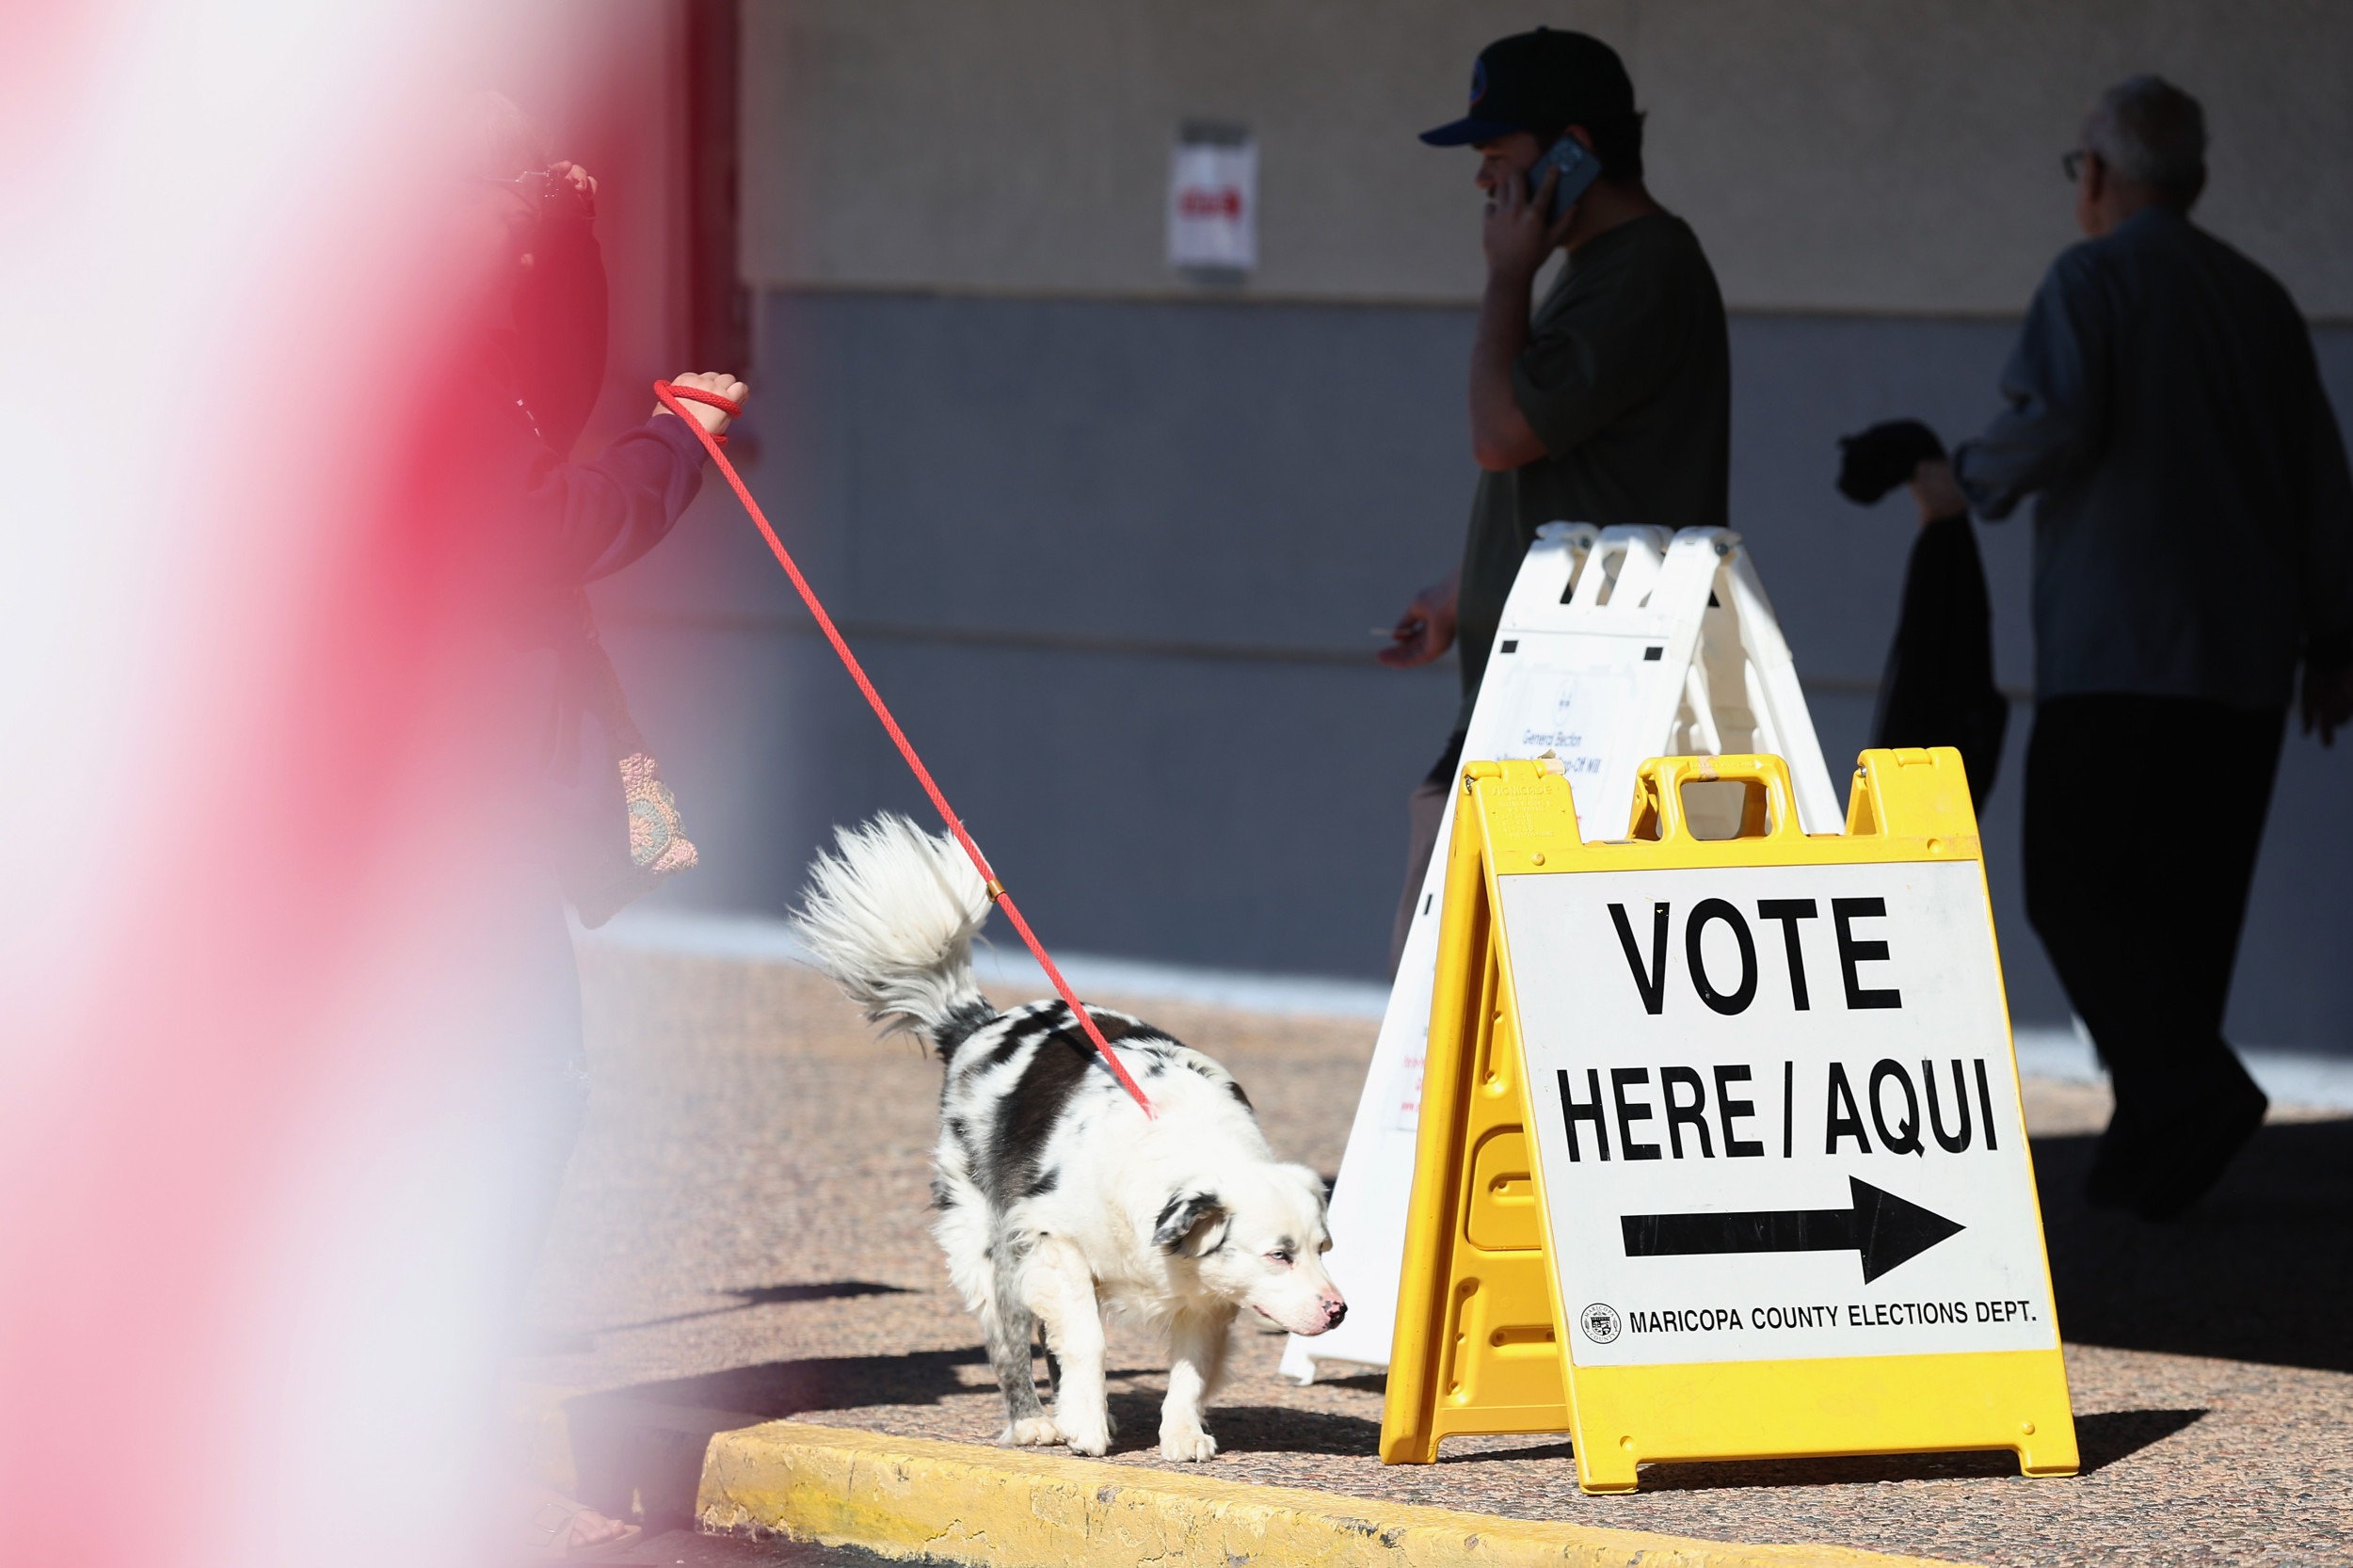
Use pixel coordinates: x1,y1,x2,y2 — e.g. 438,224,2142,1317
2083,75,2207,203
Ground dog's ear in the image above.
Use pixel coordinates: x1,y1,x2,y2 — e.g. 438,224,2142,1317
1152,1189,1230,1257
1278,1161,1332,1210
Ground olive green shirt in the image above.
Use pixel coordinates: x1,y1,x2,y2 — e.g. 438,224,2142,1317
1455,213,1730,725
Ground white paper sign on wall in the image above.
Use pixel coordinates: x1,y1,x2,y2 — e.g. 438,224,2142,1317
1168,130,1257,271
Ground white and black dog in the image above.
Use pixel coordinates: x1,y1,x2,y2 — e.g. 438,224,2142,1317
791,814,1346,1461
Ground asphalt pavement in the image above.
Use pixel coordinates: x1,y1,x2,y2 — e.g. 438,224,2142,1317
514,942,2353,1567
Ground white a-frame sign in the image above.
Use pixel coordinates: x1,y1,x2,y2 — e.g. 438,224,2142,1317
1285,523,1842,1383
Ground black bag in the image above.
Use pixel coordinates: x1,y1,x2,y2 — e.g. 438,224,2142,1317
1837,421,2011,807
1874,515,2010,807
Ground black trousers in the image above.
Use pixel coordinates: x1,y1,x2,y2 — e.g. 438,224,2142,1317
2022,695,2282,1140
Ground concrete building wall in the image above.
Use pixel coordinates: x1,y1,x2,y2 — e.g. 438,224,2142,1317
591,2,2353,1055
742,0,2353,315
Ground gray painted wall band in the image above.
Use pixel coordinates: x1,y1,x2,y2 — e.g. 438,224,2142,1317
592,288,2353,1054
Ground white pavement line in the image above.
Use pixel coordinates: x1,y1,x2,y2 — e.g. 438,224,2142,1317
2011,1023,2353,1114
581,905,2353,1108
2008,1025,2107,1088
574,904,1394,1019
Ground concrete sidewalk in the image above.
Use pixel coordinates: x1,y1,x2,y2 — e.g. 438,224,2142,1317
515,940,2353,1567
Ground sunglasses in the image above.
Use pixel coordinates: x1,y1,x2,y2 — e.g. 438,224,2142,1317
2060,149,2092,183
480,168,566,200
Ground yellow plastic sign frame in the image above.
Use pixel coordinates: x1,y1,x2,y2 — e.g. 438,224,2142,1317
1378,748,2079,1492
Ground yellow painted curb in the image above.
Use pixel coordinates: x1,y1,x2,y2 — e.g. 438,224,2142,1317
698,1420,1976,1568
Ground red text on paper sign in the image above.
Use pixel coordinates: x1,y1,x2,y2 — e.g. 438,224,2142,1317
1177,185,1244,219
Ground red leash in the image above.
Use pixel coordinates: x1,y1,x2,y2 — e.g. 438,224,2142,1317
651,380,1156,1118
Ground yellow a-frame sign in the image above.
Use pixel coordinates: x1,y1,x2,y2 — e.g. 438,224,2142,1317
1379,749,2078,1493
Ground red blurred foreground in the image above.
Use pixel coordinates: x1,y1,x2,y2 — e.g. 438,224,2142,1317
0,5,709,1563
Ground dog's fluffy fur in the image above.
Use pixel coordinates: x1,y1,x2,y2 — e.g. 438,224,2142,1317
792,814,1345,1461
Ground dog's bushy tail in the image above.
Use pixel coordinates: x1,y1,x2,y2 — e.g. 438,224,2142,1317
791,813,996,1055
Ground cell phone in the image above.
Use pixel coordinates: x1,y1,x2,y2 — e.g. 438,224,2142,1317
1525,135,1601,221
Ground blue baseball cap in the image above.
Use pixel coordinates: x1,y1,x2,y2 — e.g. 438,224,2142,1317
1420,28,1636,147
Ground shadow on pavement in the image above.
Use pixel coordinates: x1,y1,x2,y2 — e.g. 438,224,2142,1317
595,1281,914,1336
2035,1118,2353,1372
1627,1408,2203,1490
2073,1407,2207,1471
586,1343,985,1423
1097,1389,1383,1458
1311,1370,1390,1395
568,1346,987,1533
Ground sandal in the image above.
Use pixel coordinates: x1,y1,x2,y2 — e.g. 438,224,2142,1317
521,1483,643,1559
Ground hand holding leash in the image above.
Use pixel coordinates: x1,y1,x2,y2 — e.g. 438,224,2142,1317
653,374,748,437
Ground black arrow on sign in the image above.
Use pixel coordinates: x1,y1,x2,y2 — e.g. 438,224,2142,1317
1620,1176,1965,1284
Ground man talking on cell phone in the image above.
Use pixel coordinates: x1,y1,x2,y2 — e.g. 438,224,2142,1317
1378,28,1730,970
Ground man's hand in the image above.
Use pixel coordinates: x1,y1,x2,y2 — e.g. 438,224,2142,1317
654,372,749,436
2301,659,2353,746
1379,569,1461,668
1481,164,1578,283
1468,159,1572,472
548,160,599,216
1907,457,1970,527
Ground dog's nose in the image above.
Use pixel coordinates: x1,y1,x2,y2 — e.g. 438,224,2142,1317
1322,1297,1347,1328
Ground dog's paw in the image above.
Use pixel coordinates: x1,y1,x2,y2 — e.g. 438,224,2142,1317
1058,1414,1112,1457
1000,1416,1064,1448
1159,1422,1219,1463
